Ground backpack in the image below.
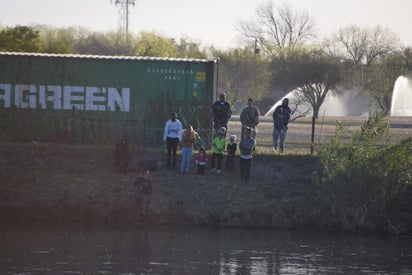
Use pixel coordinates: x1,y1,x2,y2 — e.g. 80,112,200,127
240,138,255,155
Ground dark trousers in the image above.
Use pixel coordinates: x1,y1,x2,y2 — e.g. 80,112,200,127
197,164,206,175
166,137,179,168
226,154,235,169
240,158,252,181
211,153,223,170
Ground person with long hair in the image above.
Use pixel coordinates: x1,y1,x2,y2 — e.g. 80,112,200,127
179,124,196,175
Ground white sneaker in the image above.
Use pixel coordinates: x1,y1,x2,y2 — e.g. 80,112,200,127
217,169,221,174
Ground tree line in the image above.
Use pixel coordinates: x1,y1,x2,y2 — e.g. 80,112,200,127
1,2,412,152
1,4,411,113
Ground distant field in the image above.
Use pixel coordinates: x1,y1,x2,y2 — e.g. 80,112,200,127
228,115,412,154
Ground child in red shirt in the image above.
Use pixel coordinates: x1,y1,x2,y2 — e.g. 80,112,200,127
195,147,208,175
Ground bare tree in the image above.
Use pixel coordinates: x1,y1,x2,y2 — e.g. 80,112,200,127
272,48,343,153
324,25,403,113
324,25,401,67
237,1,317,58
211,47,271,106
286,92,312,122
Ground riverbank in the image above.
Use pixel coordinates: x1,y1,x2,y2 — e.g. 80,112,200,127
1,142,411,235
0,142,320,229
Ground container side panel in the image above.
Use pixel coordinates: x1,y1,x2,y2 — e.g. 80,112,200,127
0,54,214,144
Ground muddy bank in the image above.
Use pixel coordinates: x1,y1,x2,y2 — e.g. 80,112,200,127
0,143,323,229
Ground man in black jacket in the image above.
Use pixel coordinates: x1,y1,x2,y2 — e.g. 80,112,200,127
212,93,232,135
272,98,291,153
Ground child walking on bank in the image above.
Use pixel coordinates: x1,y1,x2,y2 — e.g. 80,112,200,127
195,147,208,175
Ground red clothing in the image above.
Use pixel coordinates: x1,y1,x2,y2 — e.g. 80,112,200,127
195,152,208,165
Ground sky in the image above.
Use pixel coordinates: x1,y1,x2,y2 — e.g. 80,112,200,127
1,0,411,49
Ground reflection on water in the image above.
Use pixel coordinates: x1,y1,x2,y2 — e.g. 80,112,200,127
1,223,412,274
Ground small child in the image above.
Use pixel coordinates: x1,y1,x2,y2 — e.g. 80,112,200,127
226,135,237,170
133,169,152,220
211,127,226,174
239,128,256,182
195,147,208,175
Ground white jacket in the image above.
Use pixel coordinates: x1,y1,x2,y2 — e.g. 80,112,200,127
163,119,183,141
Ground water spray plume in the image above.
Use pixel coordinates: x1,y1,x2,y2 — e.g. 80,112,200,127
265,89,370,117
390,76,412,116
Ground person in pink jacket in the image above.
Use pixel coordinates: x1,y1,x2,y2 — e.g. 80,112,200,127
195,147,208,175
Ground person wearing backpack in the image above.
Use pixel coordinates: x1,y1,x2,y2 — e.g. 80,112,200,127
239,127,256,182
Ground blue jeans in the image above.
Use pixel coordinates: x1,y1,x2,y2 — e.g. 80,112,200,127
180,146,193,173
273,128,287,152
139,193,150,214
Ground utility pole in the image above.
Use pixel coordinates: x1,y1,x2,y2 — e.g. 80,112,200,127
112,0,136,41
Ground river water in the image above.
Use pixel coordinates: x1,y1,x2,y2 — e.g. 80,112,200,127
1,223,412,274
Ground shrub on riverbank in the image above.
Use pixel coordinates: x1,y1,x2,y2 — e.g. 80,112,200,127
315,113,412,234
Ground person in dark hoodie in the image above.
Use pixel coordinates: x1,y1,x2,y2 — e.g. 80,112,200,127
212,93,232,136
272,98,291,153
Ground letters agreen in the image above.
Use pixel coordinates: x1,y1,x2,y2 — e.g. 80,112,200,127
0,83,130,112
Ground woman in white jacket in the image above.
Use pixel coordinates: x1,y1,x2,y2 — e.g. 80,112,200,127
163,112,183,168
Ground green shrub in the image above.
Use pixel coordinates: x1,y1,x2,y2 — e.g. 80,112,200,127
315,113,412,233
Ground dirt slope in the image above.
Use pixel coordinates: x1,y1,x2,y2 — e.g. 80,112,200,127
0,143,320,229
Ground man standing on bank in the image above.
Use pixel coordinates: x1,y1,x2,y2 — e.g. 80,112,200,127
163,112,183,168
272,98,291,153
212,93,232,135
240,98,260,138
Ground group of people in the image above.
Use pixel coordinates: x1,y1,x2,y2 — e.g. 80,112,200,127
135,94,291,219
162,111,211,176
161,93,291,181
162,112,203,175
210,93,291,181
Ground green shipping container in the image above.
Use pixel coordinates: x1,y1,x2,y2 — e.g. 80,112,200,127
0,52,218,145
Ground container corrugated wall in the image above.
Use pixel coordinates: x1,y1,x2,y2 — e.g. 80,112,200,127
0,52,217,145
